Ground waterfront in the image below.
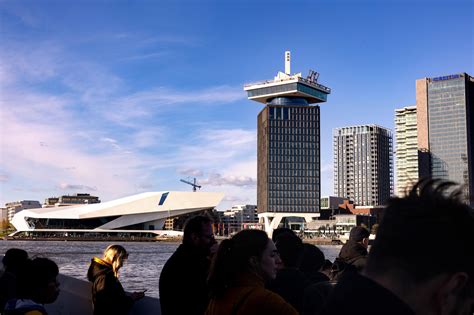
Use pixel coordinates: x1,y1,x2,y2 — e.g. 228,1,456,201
0,240,341,298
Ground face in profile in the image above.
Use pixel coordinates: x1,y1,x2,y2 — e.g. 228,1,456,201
194,222,216,254
259,239,281,282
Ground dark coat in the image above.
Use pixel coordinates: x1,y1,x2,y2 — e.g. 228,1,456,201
87,257,133,315
338,240,368,272
302,280,337,315
322,272,415,315
159,243,211,315
0,271,17,313
267,268,309,314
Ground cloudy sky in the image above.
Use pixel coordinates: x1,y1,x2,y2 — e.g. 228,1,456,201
0,0,472,209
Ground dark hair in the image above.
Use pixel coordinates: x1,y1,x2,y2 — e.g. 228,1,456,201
366,179,474,282
300,243,325,274
271,227,295,242
208,229,269,297
18,257,59,302
349,226,370,242
273,230,303,268
3,248,28,273
183,215,213,244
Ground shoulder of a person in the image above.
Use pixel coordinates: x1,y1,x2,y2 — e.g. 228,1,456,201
250,289,298,314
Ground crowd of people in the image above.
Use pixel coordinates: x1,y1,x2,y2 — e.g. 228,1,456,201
1,179,473,315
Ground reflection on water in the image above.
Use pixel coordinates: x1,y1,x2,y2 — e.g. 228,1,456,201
0,240,341,298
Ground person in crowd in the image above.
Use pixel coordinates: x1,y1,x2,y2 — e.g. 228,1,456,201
3,257,60,315
300,245,334,315
323,179,474,315
334,226,370,276
268,228,307,313
87,244,144,315
319,259,333,279
206,229,298,315
300,243,330,284
159,215,216,315
0,248,29,313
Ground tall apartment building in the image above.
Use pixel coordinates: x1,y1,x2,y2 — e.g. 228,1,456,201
417,73,474,205
244,52,331,235
395,106,418,196
334,125,393,206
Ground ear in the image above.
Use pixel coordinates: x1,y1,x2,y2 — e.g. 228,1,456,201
191,232,200,243
435,272,469,315
249,256,259,268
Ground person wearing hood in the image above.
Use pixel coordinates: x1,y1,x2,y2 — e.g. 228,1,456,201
336,226,370,273
87,245,144,315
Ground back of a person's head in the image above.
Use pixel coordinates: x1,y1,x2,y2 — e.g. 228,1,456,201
208,229,269,296
271,227,295,242
2,248,28,273
349,226,370,242
183,215,212,244
18,257,59,304
300,243,325,274
273,230,303,268
366,179,474,283
103,244,128,277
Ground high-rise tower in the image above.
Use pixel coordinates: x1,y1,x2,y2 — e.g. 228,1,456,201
244,52,331,235
334,125,393,206
395,106,418,196
416,73,474,205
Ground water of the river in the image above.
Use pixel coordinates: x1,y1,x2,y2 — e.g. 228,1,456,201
0,240,341,298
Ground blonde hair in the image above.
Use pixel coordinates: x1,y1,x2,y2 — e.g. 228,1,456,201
102,244,128,278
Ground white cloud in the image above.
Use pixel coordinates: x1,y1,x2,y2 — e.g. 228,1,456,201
178,168,203,177
201,173,256,187
58,183,98,191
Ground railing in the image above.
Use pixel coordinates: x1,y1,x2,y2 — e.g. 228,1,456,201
244,76,331,93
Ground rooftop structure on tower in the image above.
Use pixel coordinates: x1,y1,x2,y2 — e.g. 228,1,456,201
244,51,331,236
244,51,331,105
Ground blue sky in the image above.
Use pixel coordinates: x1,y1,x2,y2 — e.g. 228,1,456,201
1,0,473,210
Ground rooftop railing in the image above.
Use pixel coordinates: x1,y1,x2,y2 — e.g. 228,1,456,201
245,76,331,93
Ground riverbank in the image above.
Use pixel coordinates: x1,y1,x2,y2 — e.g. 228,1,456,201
4,235,341,244
3,235,183,242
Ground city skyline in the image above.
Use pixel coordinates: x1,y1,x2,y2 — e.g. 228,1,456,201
1,0,473,209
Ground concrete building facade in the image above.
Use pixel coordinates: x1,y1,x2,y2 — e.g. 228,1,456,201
44,193,100,206
5,200,42,222
416,73,474,205
334,125,393,206
395,106,419,196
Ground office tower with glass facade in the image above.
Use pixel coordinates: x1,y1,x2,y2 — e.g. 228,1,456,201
244,52,331,234
395,106,418,196
334,125,393,206
416,73,474,205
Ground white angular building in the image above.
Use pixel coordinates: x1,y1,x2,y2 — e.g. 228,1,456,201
10,191,224,236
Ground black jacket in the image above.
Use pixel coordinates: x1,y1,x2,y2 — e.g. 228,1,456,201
338,240,368,272
322,272,415,315
87,257,133,315
268,268,309,314
159,244,211,315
